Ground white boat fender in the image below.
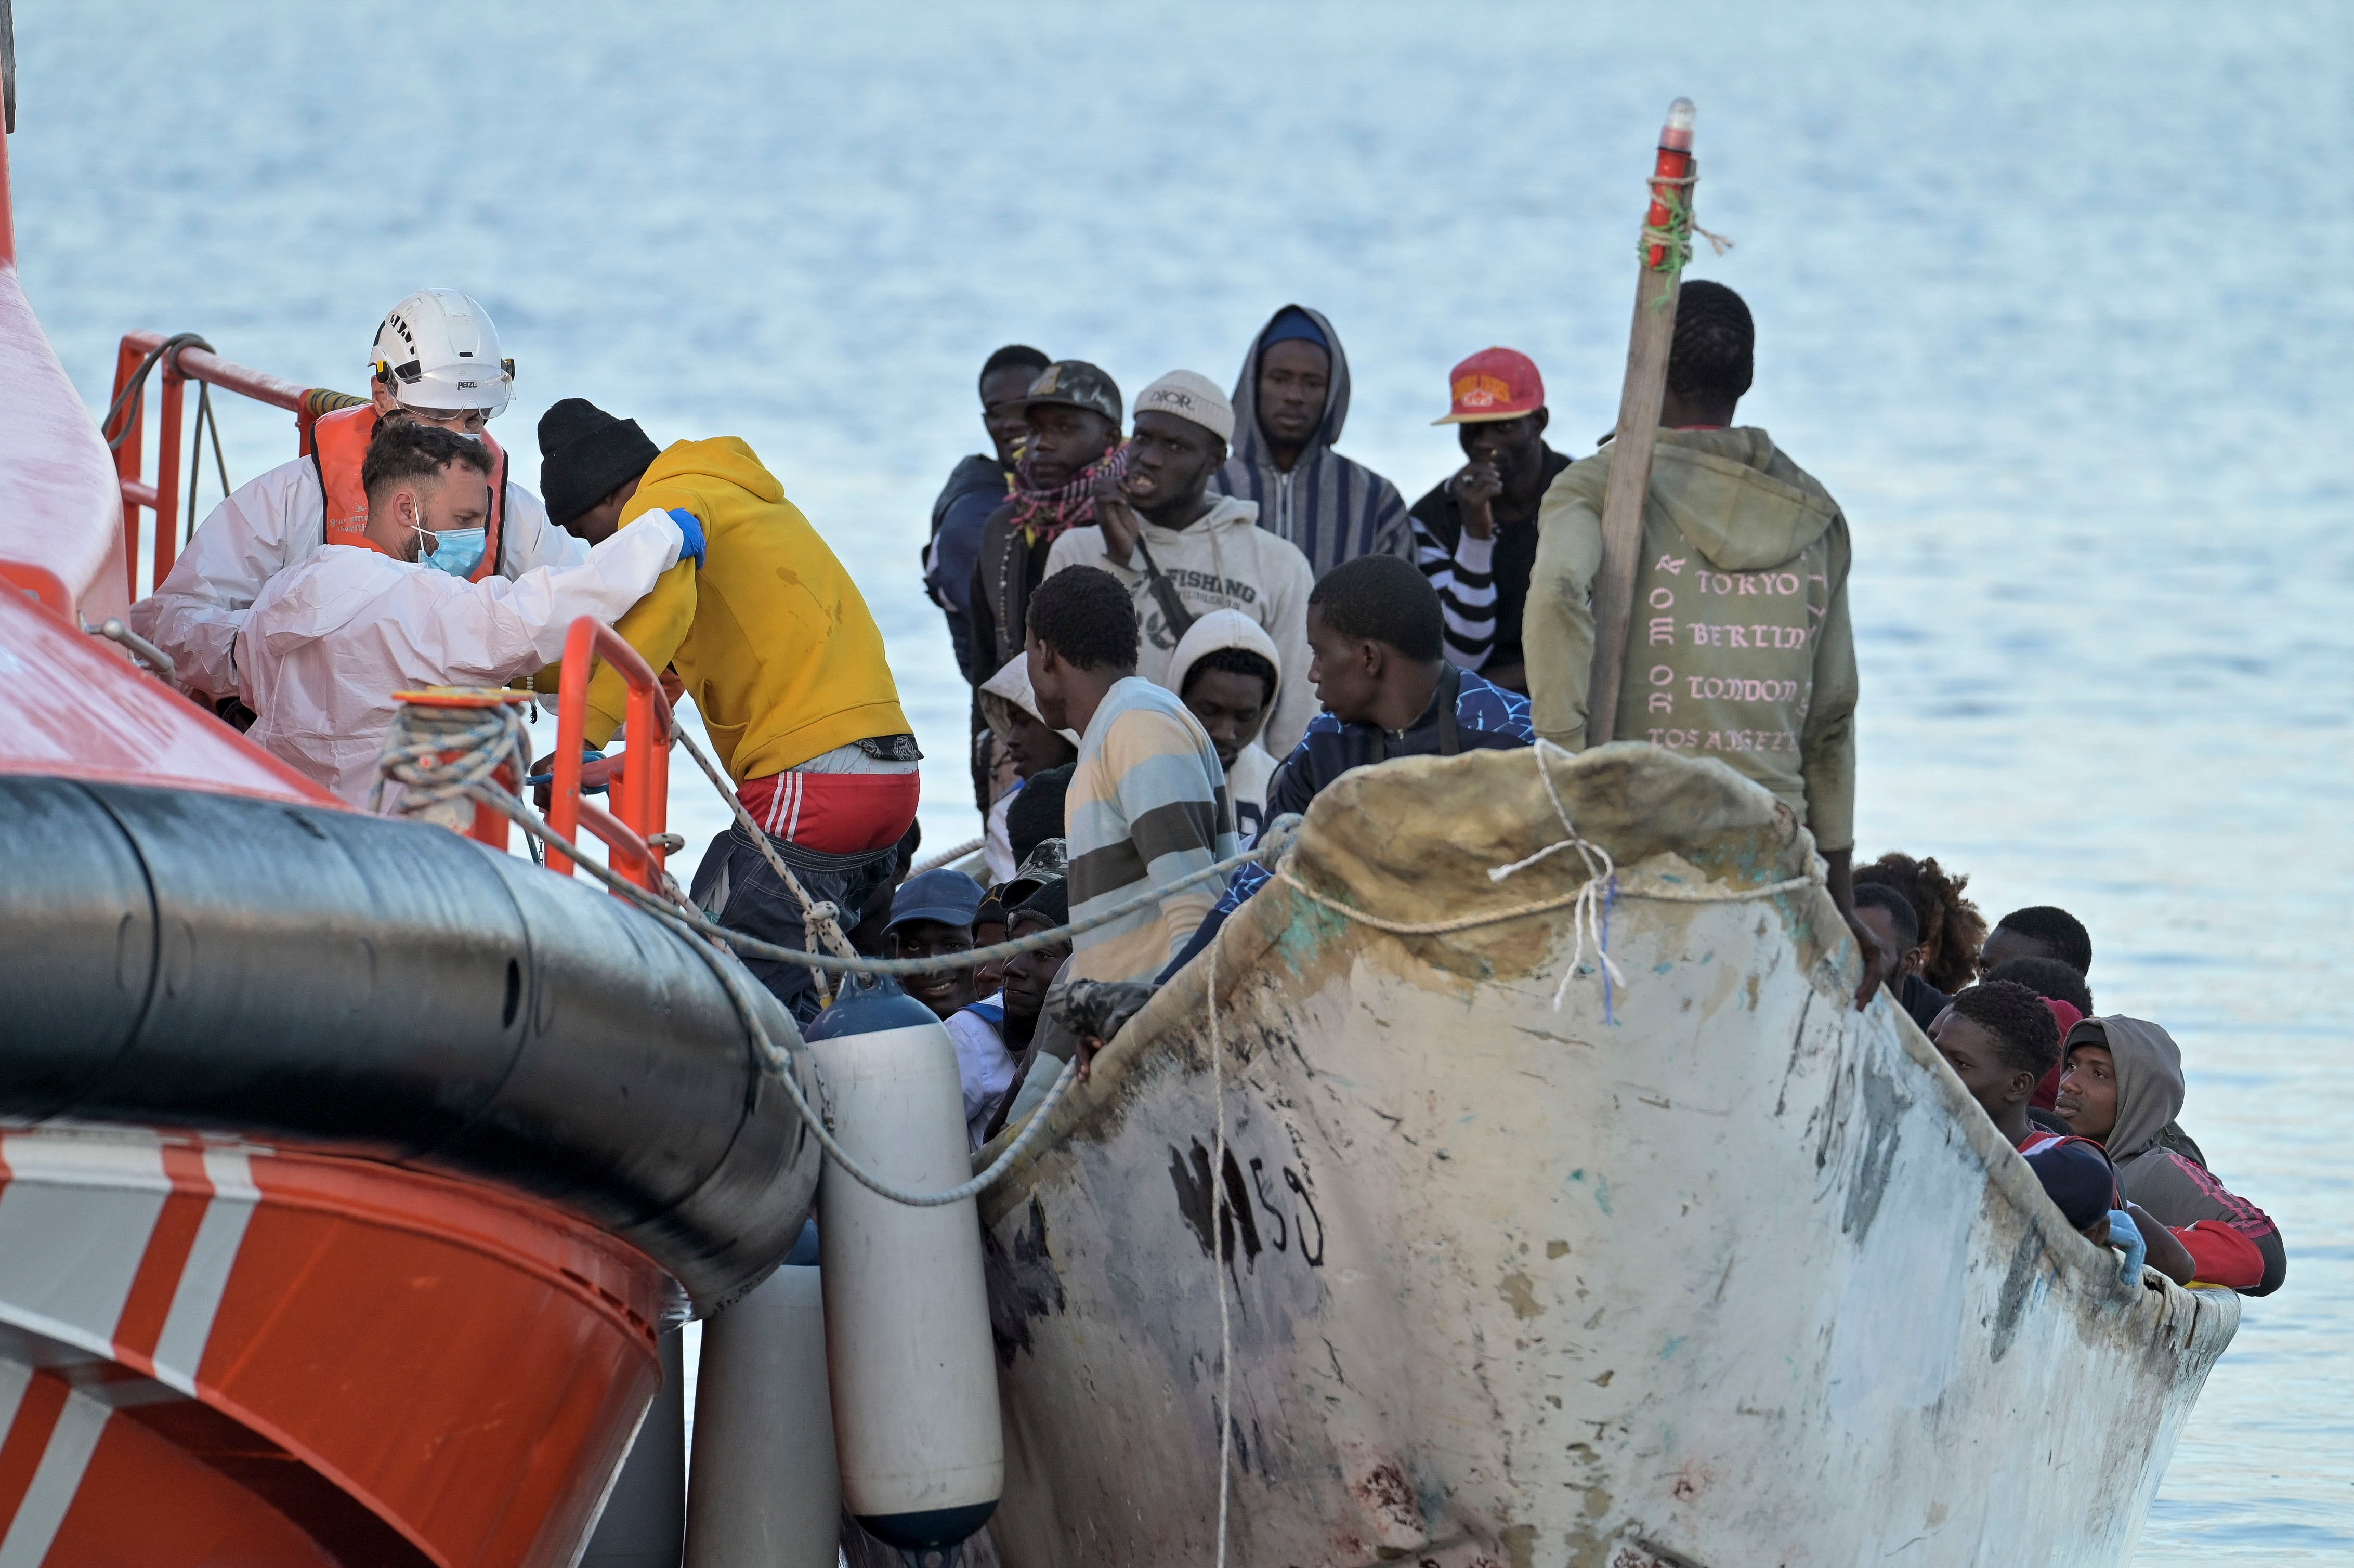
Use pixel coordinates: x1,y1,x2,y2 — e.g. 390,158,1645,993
807,979,1003,1565
685,1260,840,1568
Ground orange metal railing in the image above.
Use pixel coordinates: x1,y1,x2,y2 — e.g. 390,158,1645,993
102,331,363,604
548,616,672,892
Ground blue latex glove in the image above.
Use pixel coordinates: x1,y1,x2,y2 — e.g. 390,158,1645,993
2107,1208,2148,1281
665,507,707,570
525,748,608,794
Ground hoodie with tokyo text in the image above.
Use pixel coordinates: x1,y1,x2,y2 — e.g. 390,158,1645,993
1523,427,1858,853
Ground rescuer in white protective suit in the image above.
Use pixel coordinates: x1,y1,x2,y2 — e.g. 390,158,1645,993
239,420,703,806
128,289,588,714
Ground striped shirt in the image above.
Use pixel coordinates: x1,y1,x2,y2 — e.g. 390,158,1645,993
1413,520,1499,669
1406,447,1568,673
1067,677,1237,984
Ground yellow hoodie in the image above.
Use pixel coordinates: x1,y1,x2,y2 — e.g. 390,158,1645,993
587,438,909,780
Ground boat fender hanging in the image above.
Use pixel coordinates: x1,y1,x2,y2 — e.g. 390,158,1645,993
685,1260,841,1568
807,979,1004,1564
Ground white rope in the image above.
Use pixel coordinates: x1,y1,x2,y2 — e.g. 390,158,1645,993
1208,936,1233,1568
370,701,531,826
671,722,861,1004
1489,739,1627,1007
465,780,1083,1207
1278,741,1817,1011
911,836,986,876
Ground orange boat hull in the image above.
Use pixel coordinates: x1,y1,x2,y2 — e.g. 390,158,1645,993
0,1127,670,1567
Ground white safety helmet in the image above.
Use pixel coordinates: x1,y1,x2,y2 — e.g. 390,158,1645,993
369,289,515,416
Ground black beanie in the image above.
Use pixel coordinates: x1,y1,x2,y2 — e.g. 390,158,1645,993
538,397,660,526
1006,764,1072,868
1011,877,1068,932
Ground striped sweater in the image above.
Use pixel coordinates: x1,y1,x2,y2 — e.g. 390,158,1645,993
1408,446,1570,672
1211,304,1413,578
1067,677,1237,984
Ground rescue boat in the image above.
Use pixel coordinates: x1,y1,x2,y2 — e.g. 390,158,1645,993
977,743,2239,1567
0,124,822,1568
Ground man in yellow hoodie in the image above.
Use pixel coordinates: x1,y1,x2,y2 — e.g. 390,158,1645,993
539,398,916,1023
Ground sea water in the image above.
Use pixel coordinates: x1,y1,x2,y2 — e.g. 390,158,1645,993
15,1,2350,1554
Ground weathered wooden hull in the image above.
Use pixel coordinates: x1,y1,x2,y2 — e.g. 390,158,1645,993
979,743,2236,1567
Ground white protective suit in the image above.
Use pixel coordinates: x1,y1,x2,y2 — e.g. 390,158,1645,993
239,515,685,805
127,454,588,700
1168,609,1283,848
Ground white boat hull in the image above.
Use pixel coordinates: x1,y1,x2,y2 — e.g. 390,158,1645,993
978,743,2236,1567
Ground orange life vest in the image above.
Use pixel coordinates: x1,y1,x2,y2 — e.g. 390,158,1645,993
310,404,508,582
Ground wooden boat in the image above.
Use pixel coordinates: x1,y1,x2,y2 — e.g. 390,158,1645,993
978,742,2238,1567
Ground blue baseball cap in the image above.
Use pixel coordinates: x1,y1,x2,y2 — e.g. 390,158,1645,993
885,868,986,933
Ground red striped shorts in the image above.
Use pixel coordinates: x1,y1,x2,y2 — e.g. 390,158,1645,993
734,768,920,855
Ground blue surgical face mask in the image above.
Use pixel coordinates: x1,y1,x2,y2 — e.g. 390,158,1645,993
420,527,488,578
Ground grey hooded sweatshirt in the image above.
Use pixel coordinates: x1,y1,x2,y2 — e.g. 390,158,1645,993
1167,608,1285,847
2065,1015,2286,1295
1042,495,1317,756
1522,427,1858,852
1211,304,1413,579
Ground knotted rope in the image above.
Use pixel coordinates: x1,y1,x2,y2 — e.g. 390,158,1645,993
371,700,532,829
670,722,861,1005
1637,172,1733,302
1275,741,1818,1011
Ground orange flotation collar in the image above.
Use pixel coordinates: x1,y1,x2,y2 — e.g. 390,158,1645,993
311,404,508,581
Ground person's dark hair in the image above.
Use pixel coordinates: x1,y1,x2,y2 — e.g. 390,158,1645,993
1855,853,1986,995
1307,555,1443,663
1027,566,1138,672
1181,646,1277,705
1008,764,1073,867
981,344,1051,389
1982,956,2094,1016
1851,883,1919,951
362,418,492,508
1994,906,2093,975
1950,979,2061,1081
1011,878,1069,932
1665,279,1755,407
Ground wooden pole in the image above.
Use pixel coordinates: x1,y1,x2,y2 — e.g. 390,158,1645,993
1584,98,1696,748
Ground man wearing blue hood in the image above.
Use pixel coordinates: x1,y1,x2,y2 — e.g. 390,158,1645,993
1212,305,1413,578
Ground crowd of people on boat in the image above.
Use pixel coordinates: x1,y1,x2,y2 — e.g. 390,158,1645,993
1851,859,2286,1293
120,279,2281,1298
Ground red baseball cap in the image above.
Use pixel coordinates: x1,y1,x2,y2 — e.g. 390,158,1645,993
1434,347,1545,424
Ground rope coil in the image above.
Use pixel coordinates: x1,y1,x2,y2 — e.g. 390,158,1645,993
371,701,532,830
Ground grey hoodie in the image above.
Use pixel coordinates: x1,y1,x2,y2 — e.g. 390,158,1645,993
2064,1015,2285,1294
1042,494,1317,756
1522,426,1859,852
1211,305,1413,579
1168,608,1284,846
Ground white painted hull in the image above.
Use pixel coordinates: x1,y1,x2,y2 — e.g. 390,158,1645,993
978,743,2236,1568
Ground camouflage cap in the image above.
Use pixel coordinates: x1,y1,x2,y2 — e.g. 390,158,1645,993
1014,835,1068,884
1021,361,1122,427
989,835,1069,911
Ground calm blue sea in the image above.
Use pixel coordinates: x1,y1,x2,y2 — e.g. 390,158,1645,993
15,2,2351,1555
